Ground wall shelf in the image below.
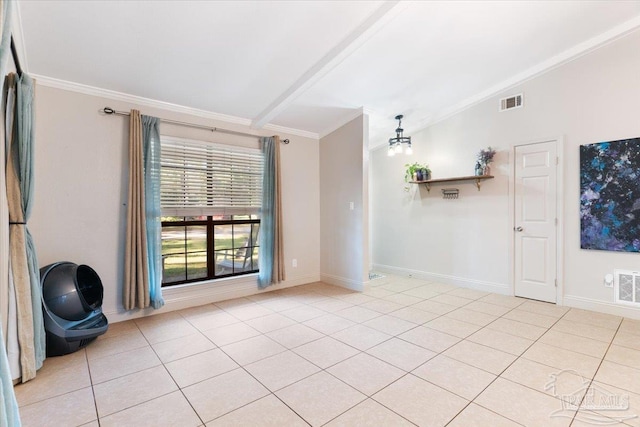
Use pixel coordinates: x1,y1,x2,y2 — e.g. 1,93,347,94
410,175,494,192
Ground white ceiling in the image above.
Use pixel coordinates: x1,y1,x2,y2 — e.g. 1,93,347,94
17,1,640,146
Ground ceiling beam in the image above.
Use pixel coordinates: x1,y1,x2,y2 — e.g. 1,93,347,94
251,1,403,129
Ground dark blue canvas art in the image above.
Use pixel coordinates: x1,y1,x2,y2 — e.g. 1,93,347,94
580,137,640,252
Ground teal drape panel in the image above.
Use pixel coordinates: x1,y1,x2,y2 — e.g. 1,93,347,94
0,327,19,427
16,74,45,373
5,70,44,385
258,136,284,289
142,115,164,309
0,0,21,419
258,137,274,288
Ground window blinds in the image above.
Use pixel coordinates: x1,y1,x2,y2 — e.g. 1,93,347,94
160,136,263,217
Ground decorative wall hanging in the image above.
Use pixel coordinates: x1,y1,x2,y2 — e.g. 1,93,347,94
580,137,640,252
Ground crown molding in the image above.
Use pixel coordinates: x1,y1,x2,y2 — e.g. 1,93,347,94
368,14,640,151
262,122,319,140
31,74,320,139
32,74,251,125
369,140,389,152
26,10,640,146
410,15,640,136
318,107,372,139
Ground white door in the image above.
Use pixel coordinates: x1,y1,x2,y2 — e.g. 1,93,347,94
514,141,558,303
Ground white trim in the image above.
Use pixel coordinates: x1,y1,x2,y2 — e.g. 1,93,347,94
32,74,250,124
105,273,320,323
508,136,565,305
318,107,366,139
373,264,510,295
30,74,320,140
507,145,515,301
261,122,320,140
563,295,640,321
370,141,390,154
320,273,365,292
413,17,640,133
369,17,640,152
251,1,403,128
556,137,566,306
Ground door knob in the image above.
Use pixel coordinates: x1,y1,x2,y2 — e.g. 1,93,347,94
515,226,523,232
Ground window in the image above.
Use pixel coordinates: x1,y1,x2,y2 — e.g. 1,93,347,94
160,137,262,286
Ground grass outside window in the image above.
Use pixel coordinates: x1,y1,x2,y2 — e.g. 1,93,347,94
161,215,259,286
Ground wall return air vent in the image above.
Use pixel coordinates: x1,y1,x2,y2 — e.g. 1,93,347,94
499,93,523,112
614,269,640,307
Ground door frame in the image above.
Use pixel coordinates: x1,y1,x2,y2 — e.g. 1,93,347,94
508,136,565,305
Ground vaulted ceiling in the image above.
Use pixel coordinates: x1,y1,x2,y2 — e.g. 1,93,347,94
17,1,640,146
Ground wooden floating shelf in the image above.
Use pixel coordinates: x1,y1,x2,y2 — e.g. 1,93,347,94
410,175,494,191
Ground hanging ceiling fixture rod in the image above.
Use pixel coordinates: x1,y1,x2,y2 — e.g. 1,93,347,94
101,107,290,144
387,114,412,156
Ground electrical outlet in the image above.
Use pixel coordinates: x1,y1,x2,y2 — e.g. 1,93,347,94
349,202,354,210
292,259,298,268
604,273,614,288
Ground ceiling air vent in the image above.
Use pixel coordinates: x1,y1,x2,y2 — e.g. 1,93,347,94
499,93,523,112
614,269,640,307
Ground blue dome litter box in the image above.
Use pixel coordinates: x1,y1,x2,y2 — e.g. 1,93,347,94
40,262,108,356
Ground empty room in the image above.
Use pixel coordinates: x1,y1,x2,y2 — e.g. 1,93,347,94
1,1,640,426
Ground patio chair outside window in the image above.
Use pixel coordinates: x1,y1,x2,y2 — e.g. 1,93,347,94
216,223,259,275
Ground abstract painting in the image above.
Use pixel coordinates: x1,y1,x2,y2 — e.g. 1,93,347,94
580,137,640,252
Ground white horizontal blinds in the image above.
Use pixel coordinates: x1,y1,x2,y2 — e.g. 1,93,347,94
161,136,263,217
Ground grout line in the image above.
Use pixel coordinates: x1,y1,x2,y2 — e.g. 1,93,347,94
401,293,607,424
143,325,208,426
85,349,101,427
94,326,204,425
26,276,640,426
566,320,624,426
435,303,568,426
456,306,626,425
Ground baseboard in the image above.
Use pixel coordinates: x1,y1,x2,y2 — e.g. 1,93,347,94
563,295,640,320
320,273,365,292
373,263,511,295
105,273,320,323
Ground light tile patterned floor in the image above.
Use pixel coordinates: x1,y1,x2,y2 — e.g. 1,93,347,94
14,275,640,426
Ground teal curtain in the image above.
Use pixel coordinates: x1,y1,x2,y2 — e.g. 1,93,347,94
0,327,19,427
16,74,46,371
142,115,164,309
258,136,284,289
1,0,24,422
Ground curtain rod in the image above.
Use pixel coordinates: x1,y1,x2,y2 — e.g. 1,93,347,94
10,36,23,77
101,107,290,144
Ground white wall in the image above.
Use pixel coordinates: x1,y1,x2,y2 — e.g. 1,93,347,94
371,29,640,318
30,86,321,321
320,114,369,290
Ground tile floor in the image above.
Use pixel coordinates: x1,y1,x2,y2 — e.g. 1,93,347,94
14,275,640,426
